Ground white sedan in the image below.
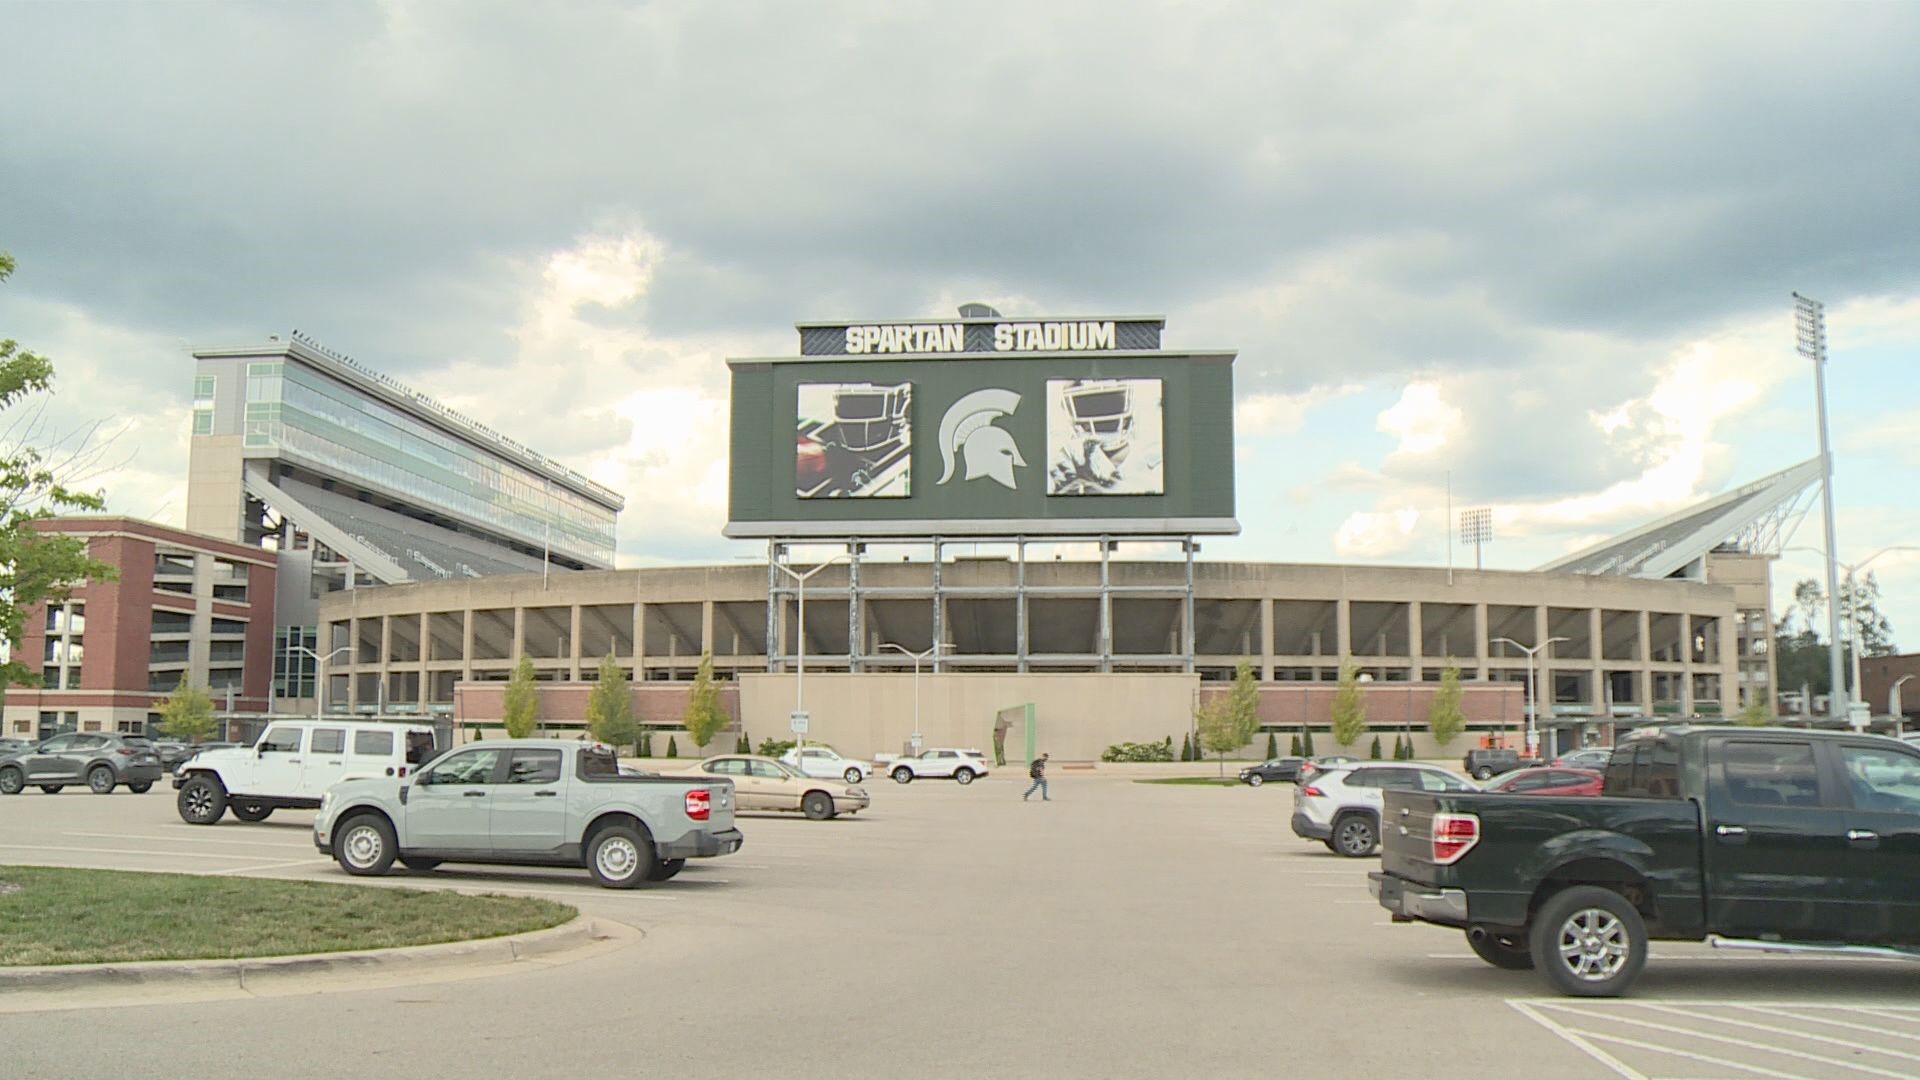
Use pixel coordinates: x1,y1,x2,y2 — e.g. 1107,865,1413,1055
882,748,991,785
780,746,869,784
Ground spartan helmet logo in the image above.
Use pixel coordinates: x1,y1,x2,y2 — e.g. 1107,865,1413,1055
937,388,1026,490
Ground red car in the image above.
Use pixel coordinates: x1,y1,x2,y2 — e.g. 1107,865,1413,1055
1481,766,1603,796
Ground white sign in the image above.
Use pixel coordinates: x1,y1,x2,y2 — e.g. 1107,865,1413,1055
789,710,810,734
841,320,1118,355
845,324,965,354
992,320,1115,352
936,388,1025,491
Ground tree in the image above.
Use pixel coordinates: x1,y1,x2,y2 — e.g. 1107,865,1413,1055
1300,724,1316,756
1265,731,1279,759
0,252,119,689
502,656,539,738
1290,733,1302,756
1179,732,1192,761
1427,663,1466,748
737,732,751,754
1369,734,1382,759
665,736,678,758
1198,681,1261,777
1734,697,1772,727
1330,664,1367,748
680,652,725,749
585,655,636,751
155,683,217,743
1227,658,1260,742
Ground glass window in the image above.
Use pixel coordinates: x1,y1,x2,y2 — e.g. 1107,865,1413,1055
39,735,75,752
1418,770,1469,792
507,750,562,785
405,731,436,764
310,728,346,754
259,727,304,754
353,729,395,757
192,409,213,435
1721,741,1820,808
705,759,745,775
748,760,786,779
70,734,107,750
425,749,501,786
1645,742,1682,798
1504,772,1547,792
1838,746,1920,813
193,374,216,401
580,749,619,778
1341,770,1381,789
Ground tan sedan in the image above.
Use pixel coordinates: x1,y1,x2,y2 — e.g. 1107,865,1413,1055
671,755,869,820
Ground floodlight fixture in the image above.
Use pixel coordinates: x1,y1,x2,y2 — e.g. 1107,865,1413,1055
1459,508,1493,570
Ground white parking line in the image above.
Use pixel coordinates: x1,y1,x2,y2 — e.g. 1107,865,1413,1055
1519,1001,1920,1080
1728,1004,1920,1043
0,843,265,862
1508,1001,1649,1080
64,830,308,850
1633,1002,1920,1068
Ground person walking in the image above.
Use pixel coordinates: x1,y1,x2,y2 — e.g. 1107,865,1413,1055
1023,753,1051,801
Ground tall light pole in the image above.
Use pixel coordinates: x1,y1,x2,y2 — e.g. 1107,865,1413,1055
292,645,354,723
880,642,948,753
1795,292,1848,724
771,552,852,749
1493,636,1569,755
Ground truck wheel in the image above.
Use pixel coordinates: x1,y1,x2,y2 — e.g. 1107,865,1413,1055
88,766,116,794
335,813,397,877
1333,813,1378,857
0,767,22,795
843,767,863,784
647,858,686,882
1467,929,1534,970
587,824,655,889
177,775,227,824
231,802,273,822
1530,886,1647,997
892,767,913,784
953,768,975,785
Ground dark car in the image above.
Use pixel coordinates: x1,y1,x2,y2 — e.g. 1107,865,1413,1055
1461,747,1537,780
1373,725,1920,996
1239,757,1307,786
1550,747,1613,770
0,733,165,795
1481,766,1603,797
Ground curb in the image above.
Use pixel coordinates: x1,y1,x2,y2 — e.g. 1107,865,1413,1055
0,914,603,994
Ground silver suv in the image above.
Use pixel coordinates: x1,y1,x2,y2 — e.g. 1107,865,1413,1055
1291,762,1476,857
0,733,164,795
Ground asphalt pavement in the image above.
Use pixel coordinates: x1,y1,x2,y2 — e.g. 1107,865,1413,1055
2,770,1916,1079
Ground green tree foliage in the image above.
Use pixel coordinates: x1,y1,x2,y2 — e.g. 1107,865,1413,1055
1330,664,1367,748
585,655,636,751
1300,725,1316,756
680,652,724,749
1198,680,1262,777
155,683,217,743
1266,731,1279,759
1179,732,1192,761
1774,576,1902,706
757,737,795,757
736,733,750,753
665,736,678,758
1228,658,1260,742
1290,733,1302,756
1369,735,1382,759
1734,697,1773,726
0,253,119,688
637,730,653,757
502,656,539,738
1427,663,1467,747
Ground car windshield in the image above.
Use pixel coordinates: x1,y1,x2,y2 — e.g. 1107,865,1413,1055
773,760,806,778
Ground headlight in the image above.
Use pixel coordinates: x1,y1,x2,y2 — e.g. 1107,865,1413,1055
318,791,334,816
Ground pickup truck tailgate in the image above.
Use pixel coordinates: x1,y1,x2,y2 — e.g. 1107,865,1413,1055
1381,790,1447,887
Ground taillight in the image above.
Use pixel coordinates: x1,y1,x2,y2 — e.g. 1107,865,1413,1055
398,766,408,778
1432,812,1480,865
116,748,133,757
684,789,711,821
1300,785,1326,798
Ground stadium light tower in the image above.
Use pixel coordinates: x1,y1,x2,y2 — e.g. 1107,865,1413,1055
1459,508,1493,570
1795,292,1848,722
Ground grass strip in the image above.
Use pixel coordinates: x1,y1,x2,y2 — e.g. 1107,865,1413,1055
0,865,573,966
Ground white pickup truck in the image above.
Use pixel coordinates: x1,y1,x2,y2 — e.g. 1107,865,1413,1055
174,720,438,824
314,739,743,888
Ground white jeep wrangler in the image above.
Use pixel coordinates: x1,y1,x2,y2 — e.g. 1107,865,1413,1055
174,720,438,824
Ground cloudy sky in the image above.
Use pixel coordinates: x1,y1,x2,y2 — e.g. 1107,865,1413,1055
2,1,1916,643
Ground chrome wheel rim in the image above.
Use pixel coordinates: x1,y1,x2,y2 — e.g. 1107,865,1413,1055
90,770,113,792
596,836,639,880
845,769,861,783
0,770,20,794
342,824,384,869
956,771,972,784
1556,908,1629,982
185,785,213,817
1338,820,1373,854
1248,775,1263,786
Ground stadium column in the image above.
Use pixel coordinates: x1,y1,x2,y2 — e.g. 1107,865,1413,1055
846,543,860,673
1636,609,1652,717
930,539,943,673
1407,602,1424,683
764,540,777,674
700,601,715,670
1473,603,1490,681
1680,613,1697,715
1589,608,1604,716
1259,598,1274,681
570,605,584,681
1335,598,1352,675
1016,537,1028,674
1099,537,1112,674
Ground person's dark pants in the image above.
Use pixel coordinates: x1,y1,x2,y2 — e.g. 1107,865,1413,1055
1023,777,1049,800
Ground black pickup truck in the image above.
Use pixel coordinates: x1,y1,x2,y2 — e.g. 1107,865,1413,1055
1371,725,1920,996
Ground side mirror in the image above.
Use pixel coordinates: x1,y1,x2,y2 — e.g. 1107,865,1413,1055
256,745,266,757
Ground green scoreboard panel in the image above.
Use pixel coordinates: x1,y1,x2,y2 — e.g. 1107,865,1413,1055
725,315,1237,538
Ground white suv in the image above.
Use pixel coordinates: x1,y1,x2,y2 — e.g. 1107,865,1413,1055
1291,762,1476,857
780,745,869,784
174,720,438,825
883,748,991,785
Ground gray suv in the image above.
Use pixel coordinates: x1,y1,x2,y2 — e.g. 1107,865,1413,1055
0,733,164,795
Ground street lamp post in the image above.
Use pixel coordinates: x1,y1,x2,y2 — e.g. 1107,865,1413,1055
292,645,354,723
1493,637,1569,756
771,553,853,750
880,642,948,753
1786,544,1919,728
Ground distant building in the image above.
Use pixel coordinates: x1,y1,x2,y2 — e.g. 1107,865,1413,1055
183,333,625,717
2,518,276,740
1861,653,1920,725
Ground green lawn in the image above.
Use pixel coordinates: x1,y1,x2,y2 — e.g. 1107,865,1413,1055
0,866,573,966
1133,777,1245,786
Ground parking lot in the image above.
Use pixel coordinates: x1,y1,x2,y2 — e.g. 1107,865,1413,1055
2,770,1916,1079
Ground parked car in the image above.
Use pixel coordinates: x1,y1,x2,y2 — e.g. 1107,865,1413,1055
780,745,869,784
1372,724,1920,996
151,741,195,771
883,747,991,785
174,720,439,824
1461,747,1538,781
1238,757,1307,786
314,740,743,888
1480,766,1603,797
1297,755,1361,784
1291,762,1476,857
0,733,164,795
1550,747,1613,769
668,755,868,819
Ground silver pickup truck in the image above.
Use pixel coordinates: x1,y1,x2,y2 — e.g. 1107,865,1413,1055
314,739,742,889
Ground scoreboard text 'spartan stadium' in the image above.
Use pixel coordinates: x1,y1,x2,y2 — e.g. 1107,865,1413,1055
726,311,1238,538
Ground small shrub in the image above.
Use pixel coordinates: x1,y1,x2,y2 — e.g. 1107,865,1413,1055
637,731,653,757
1178,733,1192,762
757,738,796,758
665,737,679,759
1100,740,1175,763
1265,731,1279,759
736,733,751,753
1290,733,1302,756
1369,735,1383,759
1301,726,1316,756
